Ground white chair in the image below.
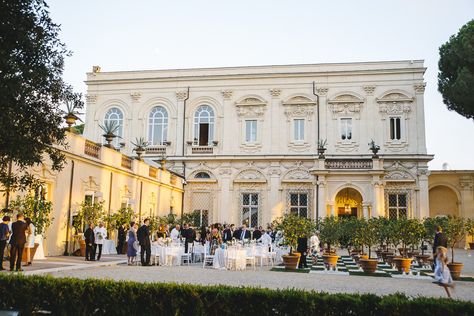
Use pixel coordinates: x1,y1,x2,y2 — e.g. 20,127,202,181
202,244,215,268
193,242,204,263
181,245,192,266
245,246,257,270
152,246,161,266
226,247,237,270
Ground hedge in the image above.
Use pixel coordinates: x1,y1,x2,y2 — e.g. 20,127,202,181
0,274,473,315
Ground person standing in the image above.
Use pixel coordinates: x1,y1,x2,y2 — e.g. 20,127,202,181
84,223,95,261
170,224,180,243
94,222,107,261
116,223,126,254
127,222,138,265
9,213,28,271
24,218,36,265
137,218,151,266
433,226,447,269
297,236,309,269
0,216,11,270
310,232,320,257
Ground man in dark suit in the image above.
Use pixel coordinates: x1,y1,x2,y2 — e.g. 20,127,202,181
137,218,151,266
0,215,11,270
433,225,448,268
252,226,262,240
239,224,251,241
84,222,95,261
222,224,233,243
9,213,28,271
181,223,196,253
116,223,126,254
233,225,241,240
297,236,309,269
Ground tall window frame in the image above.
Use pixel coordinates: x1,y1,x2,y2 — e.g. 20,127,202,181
245,120,257,143
289,192,308,217
293,119,305,141
388,193,408,219
340,118,353,141
104,107,124,148
389,116,402,141
242,193,259,228
193,105,215,146
148,106,168,145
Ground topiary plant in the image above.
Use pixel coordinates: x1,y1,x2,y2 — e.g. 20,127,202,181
445,216,467,263
273,213,316,254
318,216,340,254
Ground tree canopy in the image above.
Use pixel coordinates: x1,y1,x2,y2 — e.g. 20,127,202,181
0,0,82,194
438,20,474,119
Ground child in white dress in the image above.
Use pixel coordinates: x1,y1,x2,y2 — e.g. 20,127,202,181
433,246,454,298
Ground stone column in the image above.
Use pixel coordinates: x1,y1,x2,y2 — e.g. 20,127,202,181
362,203,369,218
418,168,430,219
317,88,328,142
269,89,281,152
372,176,385,217
175,91,188,156
329,202,336,217
218,168,232,223
414,83,427,154
268,166,282,223
459,176,474,218
221,90,233,153
317,175,327,219
363,85,376,145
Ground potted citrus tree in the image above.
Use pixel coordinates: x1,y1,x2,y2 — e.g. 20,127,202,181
445,216,467,279
319,216,340,269
392,218,419,273
273,213,316,269
73,201,105,256
466,218,474,250
359,218,380,273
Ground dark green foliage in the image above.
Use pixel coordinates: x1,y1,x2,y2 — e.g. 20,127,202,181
0,0,82,191
0,274,473,315
438,20,474,119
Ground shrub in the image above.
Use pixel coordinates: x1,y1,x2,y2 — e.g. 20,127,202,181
0,275,473,315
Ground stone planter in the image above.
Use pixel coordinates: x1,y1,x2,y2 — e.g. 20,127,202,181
415,254,431,267
359,259,378,274
322,254,339,269
282,252,301,270
381,251,394,262
385,254,396,265
393,257,413,273
447,262,464,280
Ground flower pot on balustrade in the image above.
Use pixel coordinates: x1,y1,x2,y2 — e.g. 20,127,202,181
447,262,464,280
21,243,39,263
359,259,378,274
282,252,301,270
322,253,339,269
415,254,431,267
393,257,413,273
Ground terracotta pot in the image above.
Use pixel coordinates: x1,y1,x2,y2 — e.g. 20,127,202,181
381,251,394,262
322,254,339,269
398,248,406,256
360,259,378,273
80,240,86,257
21,243,39,263
469,243,474,250
282,252,301,270
415,254,431,266
393,257,413,273
385,254,396,265
354,254,368,264
407,251,419,258
447,262,464,280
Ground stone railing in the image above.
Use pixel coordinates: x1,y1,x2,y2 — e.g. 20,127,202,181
325,159,373,169
149,166,158,178
191,146,214,154
146,145,166,155
121,155,133,170
84,140,101,159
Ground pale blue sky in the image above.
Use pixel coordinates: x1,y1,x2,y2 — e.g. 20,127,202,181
48,0,474,169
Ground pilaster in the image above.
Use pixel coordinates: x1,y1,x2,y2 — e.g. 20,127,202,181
414,83,427,154
270,89,281,152
175,91,188,156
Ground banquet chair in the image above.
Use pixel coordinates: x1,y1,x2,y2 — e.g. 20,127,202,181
192,242,203,263
202,244,214,268
245,246,257,270
226,247,236,270
181,244,192,266
152,247,161,266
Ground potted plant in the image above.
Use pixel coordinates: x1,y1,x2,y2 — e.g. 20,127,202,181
131,137,150,160
466,218,474,250
319,216,340,269
358,218,380,273
99,121,120,148
73,201,105,256
368,139,380,158
392,218,419,273
62,92,83,131
317,139,327,159
445,216,467,279
338,217,359,256
273,213,316,269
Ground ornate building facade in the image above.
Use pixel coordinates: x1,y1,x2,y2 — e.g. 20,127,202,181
84,61,434,227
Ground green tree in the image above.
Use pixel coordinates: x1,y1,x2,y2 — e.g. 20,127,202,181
0,0,82,195
9,193,53,236
318,216,340,253
438,20,474,119
273,214,316,254
72,201,105,233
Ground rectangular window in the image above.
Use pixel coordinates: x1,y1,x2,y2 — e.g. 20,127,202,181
341,118,352,141
245,120,257,142
389,117,401,140
289,193,308,217
293,119,305,141
388,193,408,219
242,193,259,228
192,210,209,227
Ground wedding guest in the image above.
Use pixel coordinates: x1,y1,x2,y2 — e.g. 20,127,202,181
253,226,262,240
433,226,447,269
297,236,309,269
259,229,272,250
116,223,126,254
233,225,241,239
222,224,232,243
137,218,151,266
170,224,180,242
199,226,207,245
84,222,95,261
239,224,251,241
433,246,454,298
182,223,195,253
94,221,107,261
127,222,138,265
310,231,320,257
0,216,11,270
24,217,36,266
210,225,222,255
9,213,28,271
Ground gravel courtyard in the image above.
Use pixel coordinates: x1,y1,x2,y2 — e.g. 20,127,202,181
48,250,474,302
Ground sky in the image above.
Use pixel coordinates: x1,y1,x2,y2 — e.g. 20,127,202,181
47,0,474,170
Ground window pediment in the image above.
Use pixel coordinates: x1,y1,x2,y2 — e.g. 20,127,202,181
328,93,364,119
235,96,267,117
376,92,414,104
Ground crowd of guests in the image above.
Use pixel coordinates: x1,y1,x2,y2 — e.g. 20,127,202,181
0,213,37,271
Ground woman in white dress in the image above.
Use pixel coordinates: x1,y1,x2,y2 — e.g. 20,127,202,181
433,246,454,298
25,217,36,265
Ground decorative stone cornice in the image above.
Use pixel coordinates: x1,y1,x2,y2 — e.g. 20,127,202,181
282,96,317,106
363,85,376,95
218,168,232,176
176,91,188,100
413,83,426,94
130,91,141,102
235,97,267,117
317,88,328,96
376,92,414,103
269,89,281,97
221,90,233,99
284,105,314,120
378,103,411,115
86,94,97,104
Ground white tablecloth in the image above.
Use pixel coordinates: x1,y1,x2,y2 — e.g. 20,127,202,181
101,240,117,255
152,244,184,266
213,247,247,270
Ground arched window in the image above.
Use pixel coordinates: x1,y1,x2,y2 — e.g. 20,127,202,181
193,105,214,146
104,107,123,147
148,106,168,145
195,172,211,179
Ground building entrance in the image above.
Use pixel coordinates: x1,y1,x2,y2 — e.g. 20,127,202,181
335,187,363,218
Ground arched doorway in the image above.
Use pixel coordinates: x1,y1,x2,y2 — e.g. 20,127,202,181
335,187,363,218
429,185,459,217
